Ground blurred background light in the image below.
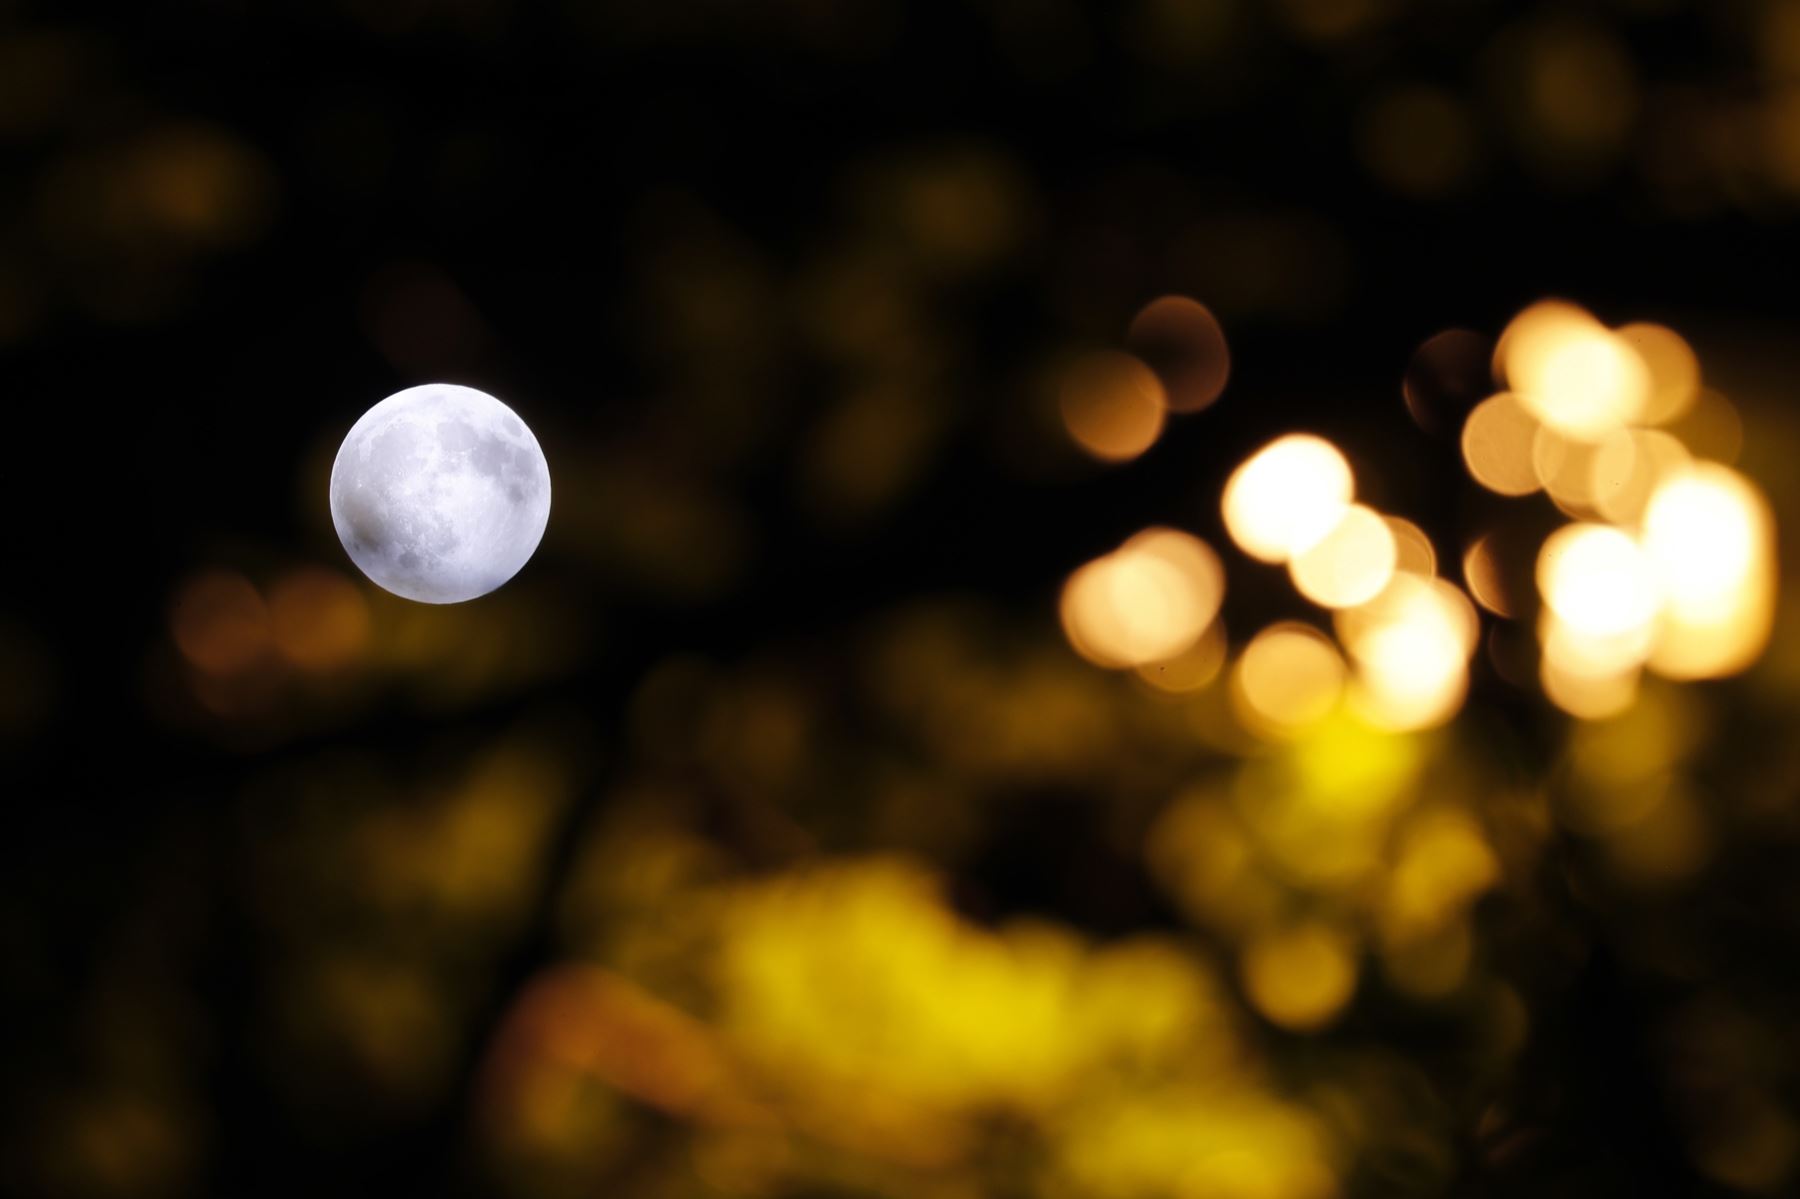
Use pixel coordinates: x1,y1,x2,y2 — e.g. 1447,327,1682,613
170,570,270,677
1061,528,1224,669
1590,428,1690,525
268,567,372,674
1059,350,1167,462
1289,503,1397,610
1461,392,1543,496
1223,435,1355,564
1135,620,1228,695
1663,387,1744,463
1403,328,1494,437
1617,321,1700,425
1383,516,1437,578
1125,294,1230,414
1338,574,1476,731
1232,623,1346,736
1462,534,1515,618
1240,921,1359,1032
1537,523,1659,641
1497,300,1649,441
1641,464,1777,679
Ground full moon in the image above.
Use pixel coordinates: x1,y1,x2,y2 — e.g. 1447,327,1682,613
329,383,551,604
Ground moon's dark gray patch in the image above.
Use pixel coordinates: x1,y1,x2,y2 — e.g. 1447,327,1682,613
470,436,510,477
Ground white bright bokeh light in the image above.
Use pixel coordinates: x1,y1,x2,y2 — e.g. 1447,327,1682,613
1536,524,1659,641
1222,434,1354,563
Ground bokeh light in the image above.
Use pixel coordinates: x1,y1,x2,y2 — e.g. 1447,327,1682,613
1061,528,1225,669
1289,503,1397,609
1461,392,1542,496
1403,328,1494,437
1541,652,1640,720
1222,434,1355,564
268,567,371,673
1617,321,1700,425
1125,295,1230,414
1663,386,1744,464
1640,464,1776,679
1240,921,1358,1032
1058,350,1167,462
1337,574,1477,731
1384,516,1437,577
1135,621,1228,694
1537,523,1659,641
1590,428,1690,525
1531,425,1606,516
1233,623,1346,736
170,570,270,676
1496,300,1648,441
1462,534,1515,618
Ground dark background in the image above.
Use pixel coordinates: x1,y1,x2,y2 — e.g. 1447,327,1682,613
6,1,1800,1197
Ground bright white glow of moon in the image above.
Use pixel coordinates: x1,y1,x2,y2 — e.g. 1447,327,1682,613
330,383,551,604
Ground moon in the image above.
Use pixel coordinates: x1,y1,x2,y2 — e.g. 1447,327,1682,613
329,383,551,604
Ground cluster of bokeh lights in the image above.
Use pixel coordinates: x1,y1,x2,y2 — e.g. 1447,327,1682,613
1060,295,1777,731
1484,301,1774,716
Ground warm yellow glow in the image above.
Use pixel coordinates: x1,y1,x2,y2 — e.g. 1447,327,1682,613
1059,351,1166,463
1462,534,1514,618
1531,425,1604,516
1616,321,1700,425
1135,621,1227,694
1590,428,1690,526
1566,684,1697,785
1061,528,1225,669
1380,810,1495,997
1147,793,1280,935
171,570,270,675
1382,808,1500,940
1540,653,1640,720
1289,503,1397,609
1497,301,1649,441
1055,1085,1338,1199
1222,434,1354,564
713,858,1247,1141
1557,771,1673,837
1382,920,1472,1000
1338,573,1479,659
1224,716,1423,891
1640,464,1777,679
1240,922,1358,1031
1337,574,1476,731
1461,392,1542,496
269,567,372,672
1537,524,1659,641
1663,387,1743,463
1604,785,1711,886
1540,608,1654,679
1232,624,1346,736
1642,466,1762,616
1384,516,1437,577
